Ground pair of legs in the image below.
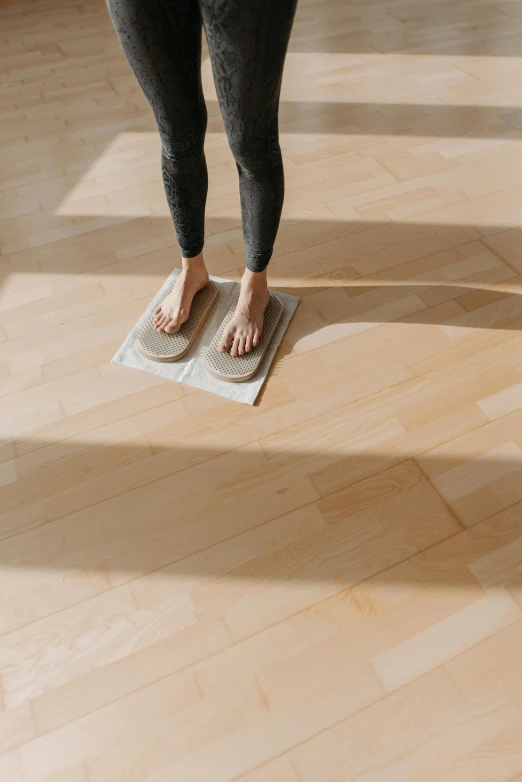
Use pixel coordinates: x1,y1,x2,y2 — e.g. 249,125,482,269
106,0,297,355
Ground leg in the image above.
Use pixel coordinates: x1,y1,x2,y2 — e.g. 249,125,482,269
106,0,209,333
200,0,297,355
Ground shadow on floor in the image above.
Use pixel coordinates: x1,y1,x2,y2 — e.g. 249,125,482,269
1,431,521,591
5,213,521,335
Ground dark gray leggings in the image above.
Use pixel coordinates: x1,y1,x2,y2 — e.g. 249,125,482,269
106,0,297,272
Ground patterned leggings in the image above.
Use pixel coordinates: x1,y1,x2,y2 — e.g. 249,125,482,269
106,0,297,272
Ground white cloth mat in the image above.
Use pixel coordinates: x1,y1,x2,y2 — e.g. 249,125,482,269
112,269,299,405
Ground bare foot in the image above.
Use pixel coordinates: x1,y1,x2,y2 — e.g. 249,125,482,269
154,254,209,334
218,268,270,356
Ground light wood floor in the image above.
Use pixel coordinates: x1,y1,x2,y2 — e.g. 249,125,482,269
2,0,522,779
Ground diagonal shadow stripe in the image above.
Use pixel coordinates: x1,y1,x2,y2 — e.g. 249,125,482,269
1,434,521,590
284,0,522,56
276,102,522,137
3,215,522,339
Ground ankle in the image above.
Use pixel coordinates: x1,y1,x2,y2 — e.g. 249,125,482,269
182,252,206,273
242,268,268,293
